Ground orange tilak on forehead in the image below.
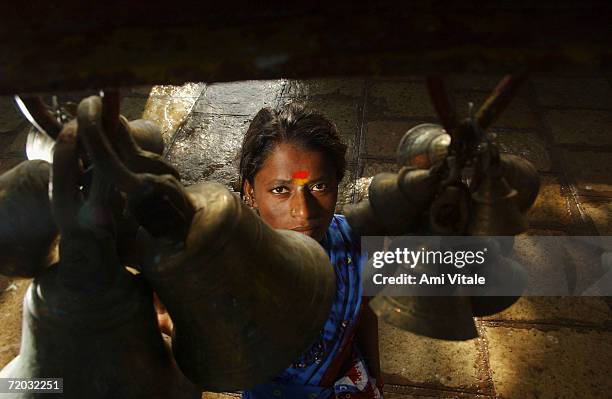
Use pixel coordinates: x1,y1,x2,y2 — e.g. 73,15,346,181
292,170,310,185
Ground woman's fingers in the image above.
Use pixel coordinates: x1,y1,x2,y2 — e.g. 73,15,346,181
153,292,174,336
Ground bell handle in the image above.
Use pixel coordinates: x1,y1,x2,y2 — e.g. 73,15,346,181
52,119,123,291
426,75,459,137
101,89,120,141
117,115,180,178
77,96,195,242
101,90,179,178
77,96,140,189
52,122,84,233
475,70,528,130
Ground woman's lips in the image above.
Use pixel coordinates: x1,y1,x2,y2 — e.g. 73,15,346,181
292,225,320,235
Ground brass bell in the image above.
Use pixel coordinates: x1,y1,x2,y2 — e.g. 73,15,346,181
467,165,528,236
368,240,478,341
0,160,58,277
397,123,451,169
142,181,336,391
0,258,199,399
0,123,199,399
468,258,528,316
445,237,528,317
344,167,437,236
73,95,336,391
369,295,478,340
458,237,528,317
343,199,387,236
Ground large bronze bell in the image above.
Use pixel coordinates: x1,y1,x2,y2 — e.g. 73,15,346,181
0,122,199,398
72,95,337,391
0,254,199,399
0,160,58,277
141,181,336,391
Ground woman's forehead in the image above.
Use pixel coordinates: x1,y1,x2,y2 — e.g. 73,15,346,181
257,142,336,180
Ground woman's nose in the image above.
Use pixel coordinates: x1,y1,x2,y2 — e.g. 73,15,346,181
290,189,318,220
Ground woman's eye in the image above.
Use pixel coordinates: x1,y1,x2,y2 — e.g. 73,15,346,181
311,183,328,192
271,186,289,194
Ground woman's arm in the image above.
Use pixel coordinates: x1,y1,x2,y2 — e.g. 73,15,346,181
355,296,383,385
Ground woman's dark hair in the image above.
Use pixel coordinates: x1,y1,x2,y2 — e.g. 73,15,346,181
238,103,347,198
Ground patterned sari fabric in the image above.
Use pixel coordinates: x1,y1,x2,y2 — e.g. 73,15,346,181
242,215,383,399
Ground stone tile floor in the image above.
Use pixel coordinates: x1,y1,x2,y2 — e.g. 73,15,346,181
1,74,611,398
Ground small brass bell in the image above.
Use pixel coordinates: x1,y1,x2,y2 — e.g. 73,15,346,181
397,123,451,169
142,182,336,391
344,167,437,236
369,295,478,341
467,165,528,236
368,240,478,341
343,199,387,236
0,160,58,277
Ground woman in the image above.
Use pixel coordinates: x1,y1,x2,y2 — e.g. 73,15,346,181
238,103,383,399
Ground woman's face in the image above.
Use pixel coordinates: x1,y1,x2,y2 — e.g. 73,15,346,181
244,142,339,242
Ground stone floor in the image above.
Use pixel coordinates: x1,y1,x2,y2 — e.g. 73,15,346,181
1,74,611,398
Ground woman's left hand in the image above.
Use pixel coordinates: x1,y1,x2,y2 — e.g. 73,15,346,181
153,292,174,336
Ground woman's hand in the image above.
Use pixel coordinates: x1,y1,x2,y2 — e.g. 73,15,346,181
153,292,174,337
356,296,383,386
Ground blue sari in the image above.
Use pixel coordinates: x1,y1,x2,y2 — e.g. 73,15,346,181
242,215,378,399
